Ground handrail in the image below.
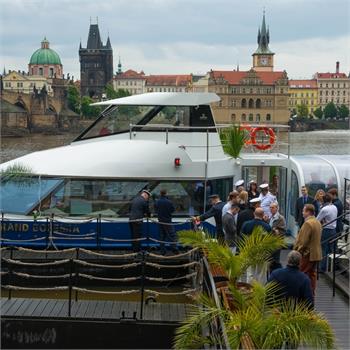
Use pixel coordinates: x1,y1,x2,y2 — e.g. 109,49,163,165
320,210,350,245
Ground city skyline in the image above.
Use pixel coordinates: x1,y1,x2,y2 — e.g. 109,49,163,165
1,0,349,79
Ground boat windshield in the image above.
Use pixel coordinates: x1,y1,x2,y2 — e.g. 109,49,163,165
76,104,215,141
0,176,232,217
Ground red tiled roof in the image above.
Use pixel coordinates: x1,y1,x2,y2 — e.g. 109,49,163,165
289,79,317,88
210,70,286,85
114,69,145,79
314,72,347,79
145,74,191,86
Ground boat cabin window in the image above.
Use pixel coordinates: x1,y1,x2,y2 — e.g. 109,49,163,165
76,104,215,141
0,177,228,217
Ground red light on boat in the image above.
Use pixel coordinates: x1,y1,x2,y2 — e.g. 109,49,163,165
174,158,181,167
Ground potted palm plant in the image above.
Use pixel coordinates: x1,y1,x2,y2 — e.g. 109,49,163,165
174,229,335,349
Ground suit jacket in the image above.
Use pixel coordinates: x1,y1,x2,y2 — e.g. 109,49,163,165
237,208,254,235
295,196,315,226
270,213,286,236
294,216,322,262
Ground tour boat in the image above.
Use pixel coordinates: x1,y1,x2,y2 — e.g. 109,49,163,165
0,92,349,248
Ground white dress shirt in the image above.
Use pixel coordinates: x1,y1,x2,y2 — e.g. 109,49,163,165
317,203,338,229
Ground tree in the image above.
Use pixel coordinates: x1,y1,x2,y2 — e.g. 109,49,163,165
81,96,101,119
174,229,335,349
313,106,323,119
219,125,247,159
67,85,80,113
297,103,309,118
104,84,130,99
323,102,337,119
337,104,349,119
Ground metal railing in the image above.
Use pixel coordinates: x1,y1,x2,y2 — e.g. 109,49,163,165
128,122,291,158
318,210,350,297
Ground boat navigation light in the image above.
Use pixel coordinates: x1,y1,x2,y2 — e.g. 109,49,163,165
174,158,181,167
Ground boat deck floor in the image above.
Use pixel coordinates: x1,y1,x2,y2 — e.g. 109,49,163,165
0,297,191,323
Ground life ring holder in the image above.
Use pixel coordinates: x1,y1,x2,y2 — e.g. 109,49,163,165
250,127,276,151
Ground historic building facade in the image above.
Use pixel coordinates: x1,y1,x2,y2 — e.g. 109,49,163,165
145,75,191,93
288,79,318,115
79,23,113,98
28,38,63,79
314,62,350,110
192,13,289,124
113,69,146,95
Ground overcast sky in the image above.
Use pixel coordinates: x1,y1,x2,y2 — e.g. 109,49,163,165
1,0,349,80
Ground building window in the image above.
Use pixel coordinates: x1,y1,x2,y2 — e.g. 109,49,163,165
256,114,261,122
248,98,254,108
256,98,261,108
31,68,34,75
49,68,54,77
231,114,236,122
241,98,247,108
281,88,284,94
242,88,246,93
331,91,334,96
257,88,260,94
250,88,253,94
266,114,271,121
39,68,43,75
241,114,246,122
248,113,253,121
5,82,11,87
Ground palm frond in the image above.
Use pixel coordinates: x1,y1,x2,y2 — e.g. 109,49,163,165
219,124,247,159
237,226,286,273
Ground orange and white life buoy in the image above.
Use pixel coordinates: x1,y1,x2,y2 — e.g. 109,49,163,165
250,127,276,150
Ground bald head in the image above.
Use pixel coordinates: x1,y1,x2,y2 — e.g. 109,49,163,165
287,250,302,268
254,207,265,219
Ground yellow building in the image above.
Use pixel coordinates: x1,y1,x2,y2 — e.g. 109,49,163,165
288,79,318,115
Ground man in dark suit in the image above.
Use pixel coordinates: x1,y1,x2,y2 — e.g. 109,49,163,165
193,194,225,242
237,197,261,236
241,207,272,235
129,189,151,252
295,186,316,227
155,189,177,254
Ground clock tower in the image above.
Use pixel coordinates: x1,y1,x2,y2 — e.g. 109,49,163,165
252,12,274,72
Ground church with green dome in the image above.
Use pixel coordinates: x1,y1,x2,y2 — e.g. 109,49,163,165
28,38,63,78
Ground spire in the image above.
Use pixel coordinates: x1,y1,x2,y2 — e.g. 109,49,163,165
79,39,82,50
3,66,6,76
117,56,122,74
106,35,112,49
255,10,273,54
236,62,239,72
86,22,102,49
41,37,49,49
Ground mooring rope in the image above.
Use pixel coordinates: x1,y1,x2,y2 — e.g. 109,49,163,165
72,286,139,295
77,273,141,282
79,248,138,258
74,259,140,269
2,258,70,266
52,236,95,240
100,237,147,242
146,271,198,282
145,261,200,269
144,288,197,296
2,285,69,291
0,236,46,242
148,247,198,259
12,271,71,279
16,247,76,254
53,231,96,237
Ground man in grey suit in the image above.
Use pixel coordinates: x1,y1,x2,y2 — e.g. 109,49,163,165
222,204,240,253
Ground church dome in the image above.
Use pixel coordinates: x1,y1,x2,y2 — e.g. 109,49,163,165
29,38,62,65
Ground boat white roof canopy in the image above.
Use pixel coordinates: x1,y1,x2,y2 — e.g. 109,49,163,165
91,92,221,106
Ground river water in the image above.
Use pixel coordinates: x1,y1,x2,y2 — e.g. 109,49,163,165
1,130,350,163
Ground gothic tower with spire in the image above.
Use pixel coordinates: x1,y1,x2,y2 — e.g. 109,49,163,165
252,12,274,72
79,22,113,98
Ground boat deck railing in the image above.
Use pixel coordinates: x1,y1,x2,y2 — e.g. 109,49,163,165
129,123,291,158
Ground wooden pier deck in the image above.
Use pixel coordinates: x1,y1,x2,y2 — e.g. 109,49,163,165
0,297,191,322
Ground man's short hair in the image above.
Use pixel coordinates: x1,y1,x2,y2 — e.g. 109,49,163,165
323,193,332,203
328,188,338,197
304,203,315,215
160,189,167,196
287,250,301,267
228,191,239,200
301,186,308,191
270,202,279,209
230,204,240,210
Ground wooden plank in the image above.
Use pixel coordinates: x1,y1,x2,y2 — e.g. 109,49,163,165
94,300,106,318
21,298,41,317
74,300,90,318
84,300,99,318
110,300,122,319
31,299,50,317
13,299,33,316
56,300,69,317
49,299,65,318
101,300,114,319
5,298,26,316
1,298,17,314
40,299,58,317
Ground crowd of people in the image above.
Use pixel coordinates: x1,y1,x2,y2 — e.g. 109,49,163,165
128,180,344,307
